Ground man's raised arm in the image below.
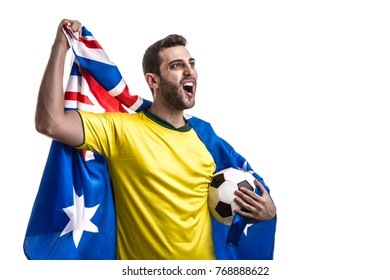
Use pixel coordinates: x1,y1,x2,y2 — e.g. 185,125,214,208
35,19,84,147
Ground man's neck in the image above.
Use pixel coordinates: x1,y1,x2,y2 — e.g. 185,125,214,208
148,104,186,129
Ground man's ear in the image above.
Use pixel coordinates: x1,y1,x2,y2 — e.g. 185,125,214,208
145,73,159,89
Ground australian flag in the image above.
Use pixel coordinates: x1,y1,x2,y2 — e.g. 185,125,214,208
23,24,276,260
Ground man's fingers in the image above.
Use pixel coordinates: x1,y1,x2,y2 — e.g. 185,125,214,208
69,20,82,32
254,179,269,197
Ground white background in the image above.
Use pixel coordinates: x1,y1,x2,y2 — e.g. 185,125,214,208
1,0,390,279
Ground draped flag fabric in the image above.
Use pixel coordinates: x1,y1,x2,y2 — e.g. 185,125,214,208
24,24,276,260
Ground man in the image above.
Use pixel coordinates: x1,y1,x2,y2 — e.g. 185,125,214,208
35,19,276,260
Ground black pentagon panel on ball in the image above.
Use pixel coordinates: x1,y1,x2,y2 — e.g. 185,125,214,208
210,173,225,188
237,180,254,192
215,201,232,218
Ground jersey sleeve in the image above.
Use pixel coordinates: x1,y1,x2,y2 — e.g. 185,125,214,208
77,110,124,158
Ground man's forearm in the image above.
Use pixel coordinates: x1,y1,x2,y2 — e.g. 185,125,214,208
35,42,68,136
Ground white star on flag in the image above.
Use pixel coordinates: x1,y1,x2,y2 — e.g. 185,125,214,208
241,161,254,236
240,161,255,175
243,223,253,236
60,186,100,248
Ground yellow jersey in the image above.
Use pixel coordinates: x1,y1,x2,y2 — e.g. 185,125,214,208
78,110,216,260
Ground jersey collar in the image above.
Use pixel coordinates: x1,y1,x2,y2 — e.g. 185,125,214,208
144,110,192,132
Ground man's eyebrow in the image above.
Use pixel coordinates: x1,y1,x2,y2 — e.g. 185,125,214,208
168,58,196,65
168,59,185,66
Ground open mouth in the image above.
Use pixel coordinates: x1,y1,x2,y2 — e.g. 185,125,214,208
183,82,194,95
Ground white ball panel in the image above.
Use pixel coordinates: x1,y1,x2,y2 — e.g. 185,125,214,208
217,181,238,203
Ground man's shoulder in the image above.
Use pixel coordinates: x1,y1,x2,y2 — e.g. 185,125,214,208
78,110,142,118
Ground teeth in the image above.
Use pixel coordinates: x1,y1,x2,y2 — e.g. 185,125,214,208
184,82,194,86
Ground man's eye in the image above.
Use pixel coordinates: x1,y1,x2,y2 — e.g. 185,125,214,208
171,62,182,69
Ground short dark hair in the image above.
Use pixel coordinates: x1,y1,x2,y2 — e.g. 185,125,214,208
142,34,187,76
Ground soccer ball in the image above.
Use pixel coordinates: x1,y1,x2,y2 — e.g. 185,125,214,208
208,167,256,226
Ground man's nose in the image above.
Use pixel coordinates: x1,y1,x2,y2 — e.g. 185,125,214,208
183,63,195,76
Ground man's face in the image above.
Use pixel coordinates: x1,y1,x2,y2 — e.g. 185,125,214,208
157,46,197,110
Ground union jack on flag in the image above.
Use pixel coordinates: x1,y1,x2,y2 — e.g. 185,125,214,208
23,24,276,260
